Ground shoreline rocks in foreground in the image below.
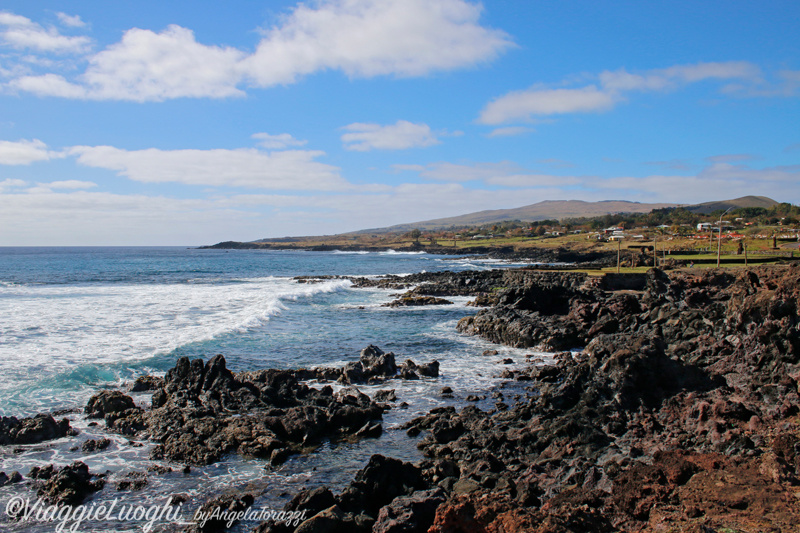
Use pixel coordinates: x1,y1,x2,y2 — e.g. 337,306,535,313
83,345,439,467
259,264,800,532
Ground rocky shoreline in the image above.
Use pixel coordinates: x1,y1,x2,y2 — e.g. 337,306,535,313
2,263,799,532
262,264,800,532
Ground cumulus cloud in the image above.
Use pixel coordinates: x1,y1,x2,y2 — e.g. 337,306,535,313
0,12,91,53
341,120,441,151
14,25,246,101
479,61,763,125
243,0,511,86
252,132,308,149
6,0,511,101
68,145,348,190
0,138,53,164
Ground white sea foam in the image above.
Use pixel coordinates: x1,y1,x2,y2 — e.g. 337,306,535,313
379,250,426,255
0,278,351,406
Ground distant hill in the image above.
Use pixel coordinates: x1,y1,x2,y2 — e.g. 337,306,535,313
683,195,779,214
355,200,679,234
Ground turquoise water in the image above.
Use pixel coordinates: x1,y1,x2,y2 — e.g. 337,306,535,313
0,247,544,532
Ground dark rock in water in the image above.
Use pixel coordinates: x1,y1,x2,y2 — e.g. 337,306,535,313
102,354,388,466
383,295,454,307
373,488,446,533
29,461,104,506
374,389,397,402
115,471,148,491
81,437,111,452
355,422,383,439
0,471,22,487
360,345,398,377
397,359,439,380
128,375,165,392
85,390,137,419
0,413,74,445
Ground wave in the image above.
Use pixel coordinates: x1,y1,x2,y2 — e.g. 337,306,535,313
0,277,352,414
379,250,426,255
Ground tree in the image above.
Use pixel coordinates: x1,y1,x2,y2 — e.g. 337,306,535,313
410,229,422,243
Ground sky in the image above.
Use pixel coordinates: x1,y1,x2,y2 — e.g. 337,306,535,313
0,0,798,245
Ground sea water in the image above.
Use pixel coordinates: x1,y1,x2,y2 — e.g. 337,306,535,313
0,247,550,532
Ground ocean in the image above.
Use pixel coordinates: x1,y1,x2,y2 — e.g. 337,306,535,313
0,247,544,532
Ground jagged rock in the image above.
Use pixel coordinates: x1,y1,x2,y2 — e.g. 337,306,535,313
383,296,454,307
374,389,397,402
85,390,137,419
128,375,165,392
0,413,73,445
0,471,22,487
81,437,111,452
29,462,104,506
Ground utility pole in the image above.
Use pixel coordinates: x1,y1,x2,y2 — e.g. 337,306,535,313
617,238,621,274
653,236,657,268
744,240,748,267
717,206,733,268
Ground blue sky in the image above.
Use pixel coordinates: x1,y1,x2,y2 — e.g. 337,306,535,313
1,0,798,245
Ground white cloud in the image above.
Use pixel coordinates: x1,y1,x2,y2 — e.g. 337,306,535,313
0,138,52,164
479,61,764,125
56,13,86,29
599,61,760,92
11,25,246,101
6,1,511,101
479,86,616,125
252,132,307,149
722,69,800,97
243,0,512,86
341,120,441,151
68,145,348,190
10,73,88,98
0,178,26,191
0,12,91,53
45,180,97,189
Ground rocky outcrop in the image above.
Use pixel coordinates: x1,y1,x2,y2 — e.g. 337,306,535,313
261,265,799,533
0,413,74,445
382,295,453,307
415,264,800,532
29,462,105,506
89,352,389,466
